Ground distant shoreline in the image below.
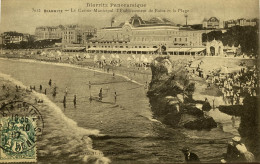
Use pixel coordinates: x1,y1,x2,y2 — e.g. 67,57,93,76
0,56,150,86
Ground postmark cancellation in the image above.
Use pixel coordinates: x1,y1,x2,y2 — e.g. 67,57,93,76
0,101,44,163
0,116,37,163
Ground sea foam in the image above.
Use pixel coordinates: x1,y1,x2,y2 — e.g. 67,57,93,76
0,72,110,163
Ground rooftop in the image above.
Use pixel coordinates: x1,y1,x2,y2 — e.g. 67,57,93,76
103,14,176,29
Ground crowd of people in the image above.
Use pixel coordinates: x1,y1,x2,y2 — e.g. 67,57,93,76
212,66,258,105
185,57,258,106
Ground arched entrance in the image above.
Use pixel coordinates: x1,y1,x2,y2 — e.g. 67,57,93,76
206,39,224,56
161,45,167,55
210,46,215,56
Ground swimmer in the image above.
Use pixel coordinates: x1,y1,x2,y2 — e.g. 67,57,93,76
73,95,77,107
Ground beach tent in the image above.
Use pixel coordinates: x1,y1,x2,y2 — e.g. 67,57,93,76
140,55,145,62
143,57,149,63
127,57,132,61
110,54,115,59
48,52,54,57
101,55,106,60
148,56,154,63
85,53,90,59
40,52,46,56
94,55,98,62
57,51,62,56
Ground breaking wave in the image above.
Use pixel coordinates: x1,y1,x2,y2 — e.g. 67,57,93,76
0,72,110,163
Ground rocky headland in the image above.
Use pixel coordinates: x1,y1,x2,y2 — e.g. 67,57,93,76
147,56,217,130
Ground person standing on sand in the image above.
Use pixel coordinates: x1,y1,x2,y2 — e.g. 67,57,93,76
40,85,42,92
45,88,47,95
63,96,66,108
73,95,77,107
99,88,103,101
49,79,52,86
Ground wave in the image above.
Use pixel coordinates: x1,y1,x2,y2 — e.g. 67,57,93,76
0,72,110,163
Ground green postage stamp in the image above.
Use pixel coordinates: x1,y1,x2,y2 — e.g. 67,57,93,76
0,116,37,162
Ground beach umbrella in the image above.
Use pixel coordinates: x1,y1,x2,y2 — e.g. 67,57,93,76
115,54,120,59
132,54,136,59
135,57,140,62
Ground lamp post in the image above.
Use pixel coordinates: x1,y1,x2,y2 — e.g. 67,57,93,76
184,14,188,26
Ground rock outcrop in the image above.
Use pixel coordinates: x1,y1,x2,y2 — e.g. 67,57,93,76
147,56,217,130
219,96,259,161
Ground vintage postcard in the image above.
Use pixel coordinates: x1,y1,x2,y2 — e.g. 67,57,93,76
0,0,259,163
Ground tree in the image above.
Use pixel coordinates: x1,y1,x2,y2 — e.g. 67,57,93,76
203,26,259,57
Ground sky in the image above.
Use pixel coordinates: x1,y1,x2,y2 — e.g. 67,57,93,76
0,0,259,34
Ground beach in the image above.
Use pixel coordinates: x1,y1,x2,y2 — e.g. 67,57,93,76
0,50,252,163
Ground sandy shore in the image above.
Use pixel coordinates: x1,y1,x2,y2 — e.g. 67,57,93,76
0,51,153,86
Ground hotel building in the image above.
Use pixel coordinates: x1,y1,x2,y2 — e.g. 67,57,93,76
35,25,64,40
62,25,96,51
224,18,258,28
2,31,24,44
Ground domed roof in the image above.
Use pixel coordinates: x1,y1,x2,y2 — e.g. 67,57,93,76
208,17,219,22
129,14,145,27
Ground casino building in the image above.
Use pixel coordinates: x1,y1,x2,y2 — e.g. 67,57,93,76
86,15,206,55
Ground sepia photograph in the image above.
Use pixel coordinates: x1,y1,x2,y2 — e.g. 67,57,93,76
0,0,259,163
